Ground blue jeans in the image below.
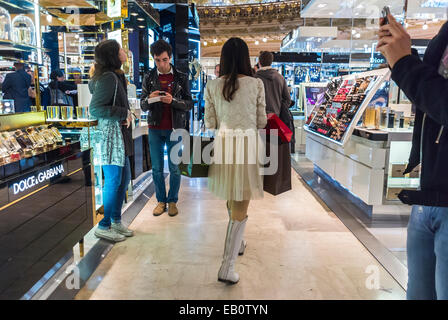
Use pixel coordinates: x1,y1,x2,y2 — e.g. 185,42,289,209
99,157,131,229
148,129,181,203
407,205,448,300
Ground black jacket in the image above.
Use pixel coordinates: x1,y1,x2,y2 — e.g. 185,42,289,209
1,69,32,113
391,21,448,206
140,65,193,130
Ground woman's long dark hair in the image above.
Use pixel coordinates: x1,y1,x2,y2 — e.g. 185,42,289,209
92,39,123,80
219,37,253,102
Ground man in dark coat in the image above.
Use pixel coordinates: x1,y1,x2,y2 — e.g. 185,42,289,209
378,14,448,300
2,62,32,113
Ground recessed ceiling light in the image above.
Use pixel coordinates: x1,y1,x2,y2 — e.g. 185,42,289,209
128,28,134,32
318,3,327,8
138,25,145,29
131,13,138,16
137,17,144,21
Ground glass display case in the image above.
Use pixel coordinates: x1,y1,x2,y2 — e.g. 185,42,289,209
12,15,36,46
0,6,11,41
304,68,390,146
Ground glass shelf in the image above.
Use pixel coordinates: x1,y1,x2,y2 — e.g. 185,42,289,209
0,39,46,52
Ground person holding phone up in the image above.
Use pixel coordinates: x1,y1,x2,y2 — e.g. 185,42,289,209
377,12,448,300
140,40,193,217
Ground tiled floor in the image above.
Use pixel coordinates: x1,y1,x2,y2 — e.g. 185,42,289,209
75,171,405,300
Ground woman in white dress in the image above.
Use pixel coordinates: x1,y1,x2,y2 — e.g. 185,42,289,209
204,38,267,284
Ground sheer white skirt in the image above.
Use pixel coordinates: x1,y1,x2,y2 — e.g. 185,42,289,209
208,129,265,201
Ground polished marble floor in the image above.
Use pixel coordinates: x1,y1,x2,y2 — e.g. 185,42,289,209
75,171,406,300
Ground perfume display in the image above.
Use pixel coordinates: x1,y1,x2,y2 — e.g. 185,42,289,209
0,125,64,165
0,6,11,41
12,15,36,46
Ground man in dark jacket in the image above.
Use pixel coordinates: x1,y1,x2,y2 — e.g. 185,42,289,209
254,51,291,116
140,39,193,217
2,62,32,113
255,51,295,150
378,15,448,300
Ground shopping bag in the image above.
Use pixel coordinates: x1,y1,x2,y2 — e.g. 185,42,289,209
263,141,292,196
179,135,214,178
265,113,293,143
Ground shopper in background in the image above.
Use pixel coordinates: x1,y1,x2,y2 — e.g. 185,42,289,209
89,39,134,242
205,37,267,284
141,39,193,217
377,14,448,300
1,62,32,112
49,69,77,106
214,64,220,78
255,51,291,116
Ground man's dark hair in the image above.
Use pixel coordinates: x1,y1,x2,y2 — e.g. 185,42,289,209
150,39,172,58
259,51,274,67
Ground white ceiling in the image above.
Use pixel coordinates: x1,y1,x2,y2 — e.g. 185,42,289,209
301,0,407,19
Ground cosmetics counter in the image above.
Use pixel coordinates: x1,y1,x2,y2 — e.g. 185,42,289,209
304,68,416,217
0,112,94,299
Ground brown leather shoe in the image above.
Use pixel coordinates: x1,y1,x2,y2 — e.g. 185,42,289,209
153,202,166,216
168,202,179,217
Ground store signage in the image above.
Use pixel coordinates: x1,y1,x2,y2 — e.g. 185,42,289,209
9,163,65,200
107,0,122,18
107,29,122,47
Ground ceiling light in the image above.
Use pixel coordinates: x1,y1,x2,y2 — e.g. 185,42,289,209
262,37,267,42
422,23,428,30
213,38,217,43
137,17,144,21
203,41,207,46
131,13,138,16
128,28,134,32
255,40,259,45
318,3,327,8
138,25,145,29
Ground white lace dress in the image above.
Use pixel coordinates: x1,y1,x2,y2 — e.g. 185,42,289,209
204,76,267,201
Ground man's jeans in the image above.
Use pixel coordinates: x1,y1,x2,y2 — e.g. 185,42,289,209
407,205,448,300
99,157,131,229
148,129,181,204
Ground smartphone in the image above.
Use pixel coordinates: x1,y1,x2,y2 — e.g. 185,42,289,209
381,6,391,25
159,91,166,96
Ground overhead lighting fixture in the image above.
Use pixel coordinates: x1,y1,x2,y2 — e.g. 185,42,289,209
203,41,207,46
318,3,327,8
131,13,138,16
422,23,428,30
138,25,145,29
213,38,217,44
262,37,267,42
128,28,134,32
137,17,144,21
255,40,259,45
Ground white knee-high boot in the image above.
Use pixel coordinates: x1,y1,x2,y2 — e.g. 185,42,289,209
226,201,247,255
218,217,248,284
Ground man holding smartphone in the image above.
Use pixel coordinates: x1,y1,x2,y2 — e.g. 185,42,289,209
377,12,448,299
141,39,193,217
